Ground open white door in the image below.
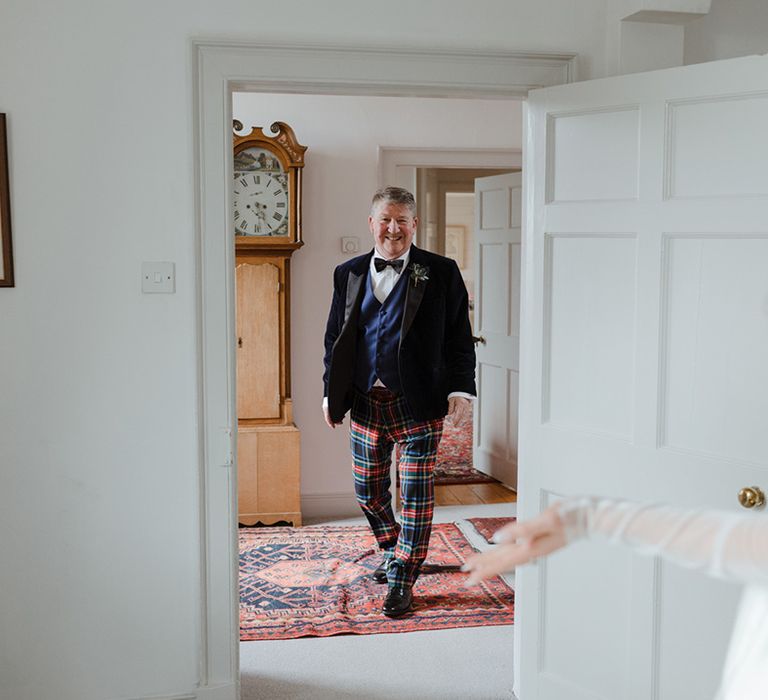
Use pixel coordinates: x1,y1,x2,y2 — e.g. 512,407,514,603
473,172,522,488
517,54,768,700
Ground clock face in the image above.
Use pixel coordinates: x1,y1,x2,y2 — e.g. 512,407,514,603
233,147,290,237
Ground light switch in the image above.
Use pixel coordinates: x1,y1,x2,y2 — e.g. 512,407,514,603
341,236,360,254
142,262,175,293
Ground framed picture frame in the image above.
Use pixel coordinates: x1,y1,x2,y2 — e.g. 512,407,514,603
0,114,14,287
445,225,466,269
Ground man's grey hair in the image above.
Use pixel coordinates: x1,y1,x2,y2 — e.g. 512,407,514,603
370,186,417,217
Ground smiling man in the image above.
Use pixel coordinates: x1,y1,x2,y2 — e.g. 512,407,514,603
322,186,476,617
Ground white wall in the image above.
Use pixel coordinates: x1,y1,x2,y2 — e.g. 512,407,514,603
445,191,476,287
0,1,764,698
233,92,519,506
684,0,768,64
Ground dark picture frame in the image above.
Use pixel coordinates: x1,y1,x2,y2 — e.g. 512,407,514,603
0,113,14,287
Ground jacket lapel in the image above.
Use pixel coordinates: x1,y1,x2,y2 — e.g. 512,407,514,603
400,247,428,339
343,253,371,326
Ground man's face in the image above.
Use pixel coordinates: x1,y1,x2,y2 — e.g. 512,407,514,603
369,201,418,260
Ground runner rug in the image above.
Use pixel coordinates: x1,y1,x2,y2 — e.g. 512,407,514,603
239,520,514,640
467,516,517,544
429,403,498,485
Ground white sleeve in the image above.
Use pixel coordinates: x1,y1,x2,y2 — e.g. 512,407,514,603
557,496,768,587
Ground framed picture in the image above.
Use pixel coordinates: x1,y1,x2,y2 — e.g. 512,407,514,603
445,225,466,269
0,114,14,287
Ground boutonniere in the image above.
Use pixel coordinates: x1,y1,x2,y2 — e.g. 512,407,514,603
410,263,430,287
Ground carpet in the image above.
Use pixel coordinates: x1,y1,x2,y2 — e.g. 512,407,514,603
467,516,517,544
425,403,499,485
433,461,498,485
239,521,514,640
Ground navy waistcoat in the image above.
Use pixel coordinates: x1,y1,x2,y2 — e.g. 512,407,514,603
353,269,409,393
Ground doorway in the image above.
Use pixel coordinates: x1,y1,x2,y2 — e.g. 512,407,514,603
193,41,575,696
230,93,520,515
416,167,514,488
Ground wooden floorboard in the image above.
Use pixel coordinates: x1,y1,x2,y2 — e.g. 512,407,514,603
434,482,517,506
434,487,461,506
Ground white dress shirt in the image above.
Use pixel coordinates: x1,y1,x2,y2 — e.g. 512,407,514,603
370,249,410,304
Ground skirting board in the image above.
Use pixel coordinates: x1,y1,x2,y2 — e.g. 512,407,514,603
121,683,236,700
301,491,360,519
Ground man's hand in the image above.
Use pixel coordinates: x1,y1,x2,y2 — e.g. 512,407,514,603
323,405,342,429
446,396,471,426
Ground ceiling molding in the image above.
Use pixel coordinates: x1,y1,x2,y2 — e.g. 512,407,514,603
198,41,578,98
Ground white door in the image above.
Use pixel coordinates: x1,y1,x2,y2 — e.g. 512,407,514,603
473,172,522,488
516,54,768,700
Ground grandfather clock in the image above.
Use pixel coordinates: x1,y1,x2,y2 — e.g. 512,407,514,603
233,120,306,526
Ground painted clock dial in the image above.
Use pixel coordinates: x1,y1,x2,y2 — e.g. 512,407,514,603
233,147,290,236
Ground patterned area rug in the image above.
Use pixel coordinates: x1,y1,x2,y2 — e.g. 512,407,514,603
433,462,498,485
239,521,514,640
468,516,517,544
431,403,498,485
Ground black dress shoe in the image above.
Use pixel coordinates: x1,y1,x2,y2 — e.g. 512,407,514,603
382,586,413,617
372,559,390,584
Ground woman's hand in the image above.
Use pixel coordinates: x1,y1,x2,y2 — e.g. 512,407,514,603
462,504,568,586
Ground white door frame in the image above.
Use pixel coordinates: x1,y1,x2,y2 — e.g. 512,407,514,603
378,146,522,193
191,40,575,697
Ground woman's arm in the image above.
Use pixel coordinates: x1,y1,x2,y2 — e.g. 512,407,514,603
463,496,768,587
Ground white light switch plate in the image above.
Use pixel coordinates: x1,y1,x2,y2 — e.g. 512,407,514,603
341,236,360,254
142,262,175,293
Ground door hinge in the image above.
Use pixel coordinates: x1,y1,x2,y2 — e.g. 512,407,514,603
216,426,234,468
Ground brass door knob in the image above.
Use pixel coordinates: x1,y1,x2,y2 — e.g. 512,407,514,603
737,486,765,509
472,335,486,346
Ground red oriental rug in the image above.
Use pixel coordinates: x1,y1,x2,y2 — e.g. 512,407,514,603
433,461,498,485
468,516,517,544
405,403,499,485
239,521,514,640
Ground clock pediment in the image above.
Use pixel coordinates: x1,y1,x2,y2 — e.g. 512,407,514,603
233,120,306,248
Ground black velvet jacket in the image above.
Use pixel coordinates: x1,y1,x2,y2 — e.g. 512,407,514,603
323,245,476,423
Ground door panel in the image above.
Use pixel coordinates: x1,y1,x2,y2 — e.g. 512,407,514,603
662,235,768,463
540,538,636,699
656,564,741,700
544,233,636,437
474,172,522,487
235,261,280,419
550,107,640,202
667,95,768,198
517,55,768,700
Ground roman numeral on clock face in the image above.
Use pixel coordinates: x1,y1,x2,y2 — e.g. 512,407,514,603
272,212,282,221
239,178,248,187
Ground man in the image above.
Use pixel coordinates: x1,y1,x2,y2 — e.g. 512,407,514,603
322,186,476,617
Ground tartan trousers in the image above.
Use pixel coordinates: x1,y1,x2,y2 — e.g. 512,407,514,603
350,387,444,588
